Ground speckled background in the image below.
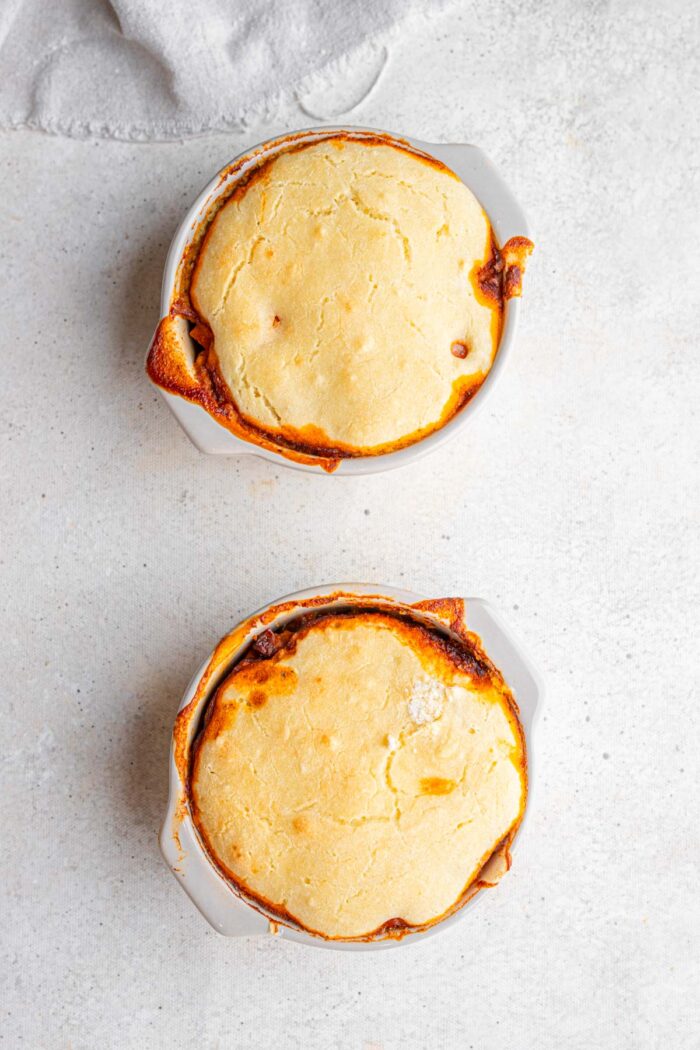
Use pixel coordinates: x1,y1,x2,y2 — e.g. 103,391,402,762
2,2,699,1047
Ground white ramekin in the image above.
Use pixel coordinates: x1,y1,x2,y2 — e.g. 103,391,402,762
160,584,543,950
147,126,531,474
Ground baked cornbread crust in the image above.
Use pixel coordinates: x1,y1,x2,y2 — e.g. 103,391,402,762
147,132,533,469
189,607,527,941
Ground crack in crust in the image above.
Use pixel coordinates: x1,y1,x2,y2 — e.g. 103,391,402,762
211,235,267,320
348,189,412,263
232,341,283,426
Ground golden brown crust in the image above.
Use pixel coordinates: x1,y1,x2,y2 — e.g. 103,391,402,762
148,310,484,471
172,591,400,785
189,818,519,942
411,596,466,634
185,604,527,941
167,132,458,349
146,132,531,468
201,346,484,461
146,314,343,472
220,606,501,685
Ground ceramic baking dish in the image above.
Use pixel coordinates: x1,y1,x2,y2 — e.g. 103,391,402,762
146,126,531,474
160,584,543,950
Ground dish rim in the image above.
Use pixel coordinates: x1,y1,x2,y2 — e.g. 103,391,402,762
160,583,544,950
147,125,531,474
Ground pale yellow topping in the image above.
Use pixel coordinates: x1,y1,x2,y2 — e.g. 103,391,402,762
191,615,525,939
190,138,498,452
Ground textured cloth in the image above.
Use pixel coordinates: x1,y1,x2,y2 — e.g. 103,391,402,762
0,0,445,139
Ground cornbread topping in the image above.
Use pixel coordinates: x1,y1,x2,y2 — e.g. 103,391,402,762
188,606,527,941
147,133,533,470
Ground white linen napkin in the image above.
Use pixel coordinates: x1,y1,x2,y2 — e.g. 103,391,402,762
0,0,447,139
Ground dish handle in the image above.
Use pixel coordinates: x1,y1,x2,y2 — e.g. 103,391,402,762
160,779,269,937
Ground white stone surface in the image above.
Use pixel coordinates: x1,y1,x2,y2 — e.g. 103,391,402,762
2,2,698,1047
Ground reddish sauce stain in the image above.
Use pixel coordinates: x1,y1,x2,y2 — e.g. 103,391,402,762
252,629,281,657
189,322,213,351
477,236,534,303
